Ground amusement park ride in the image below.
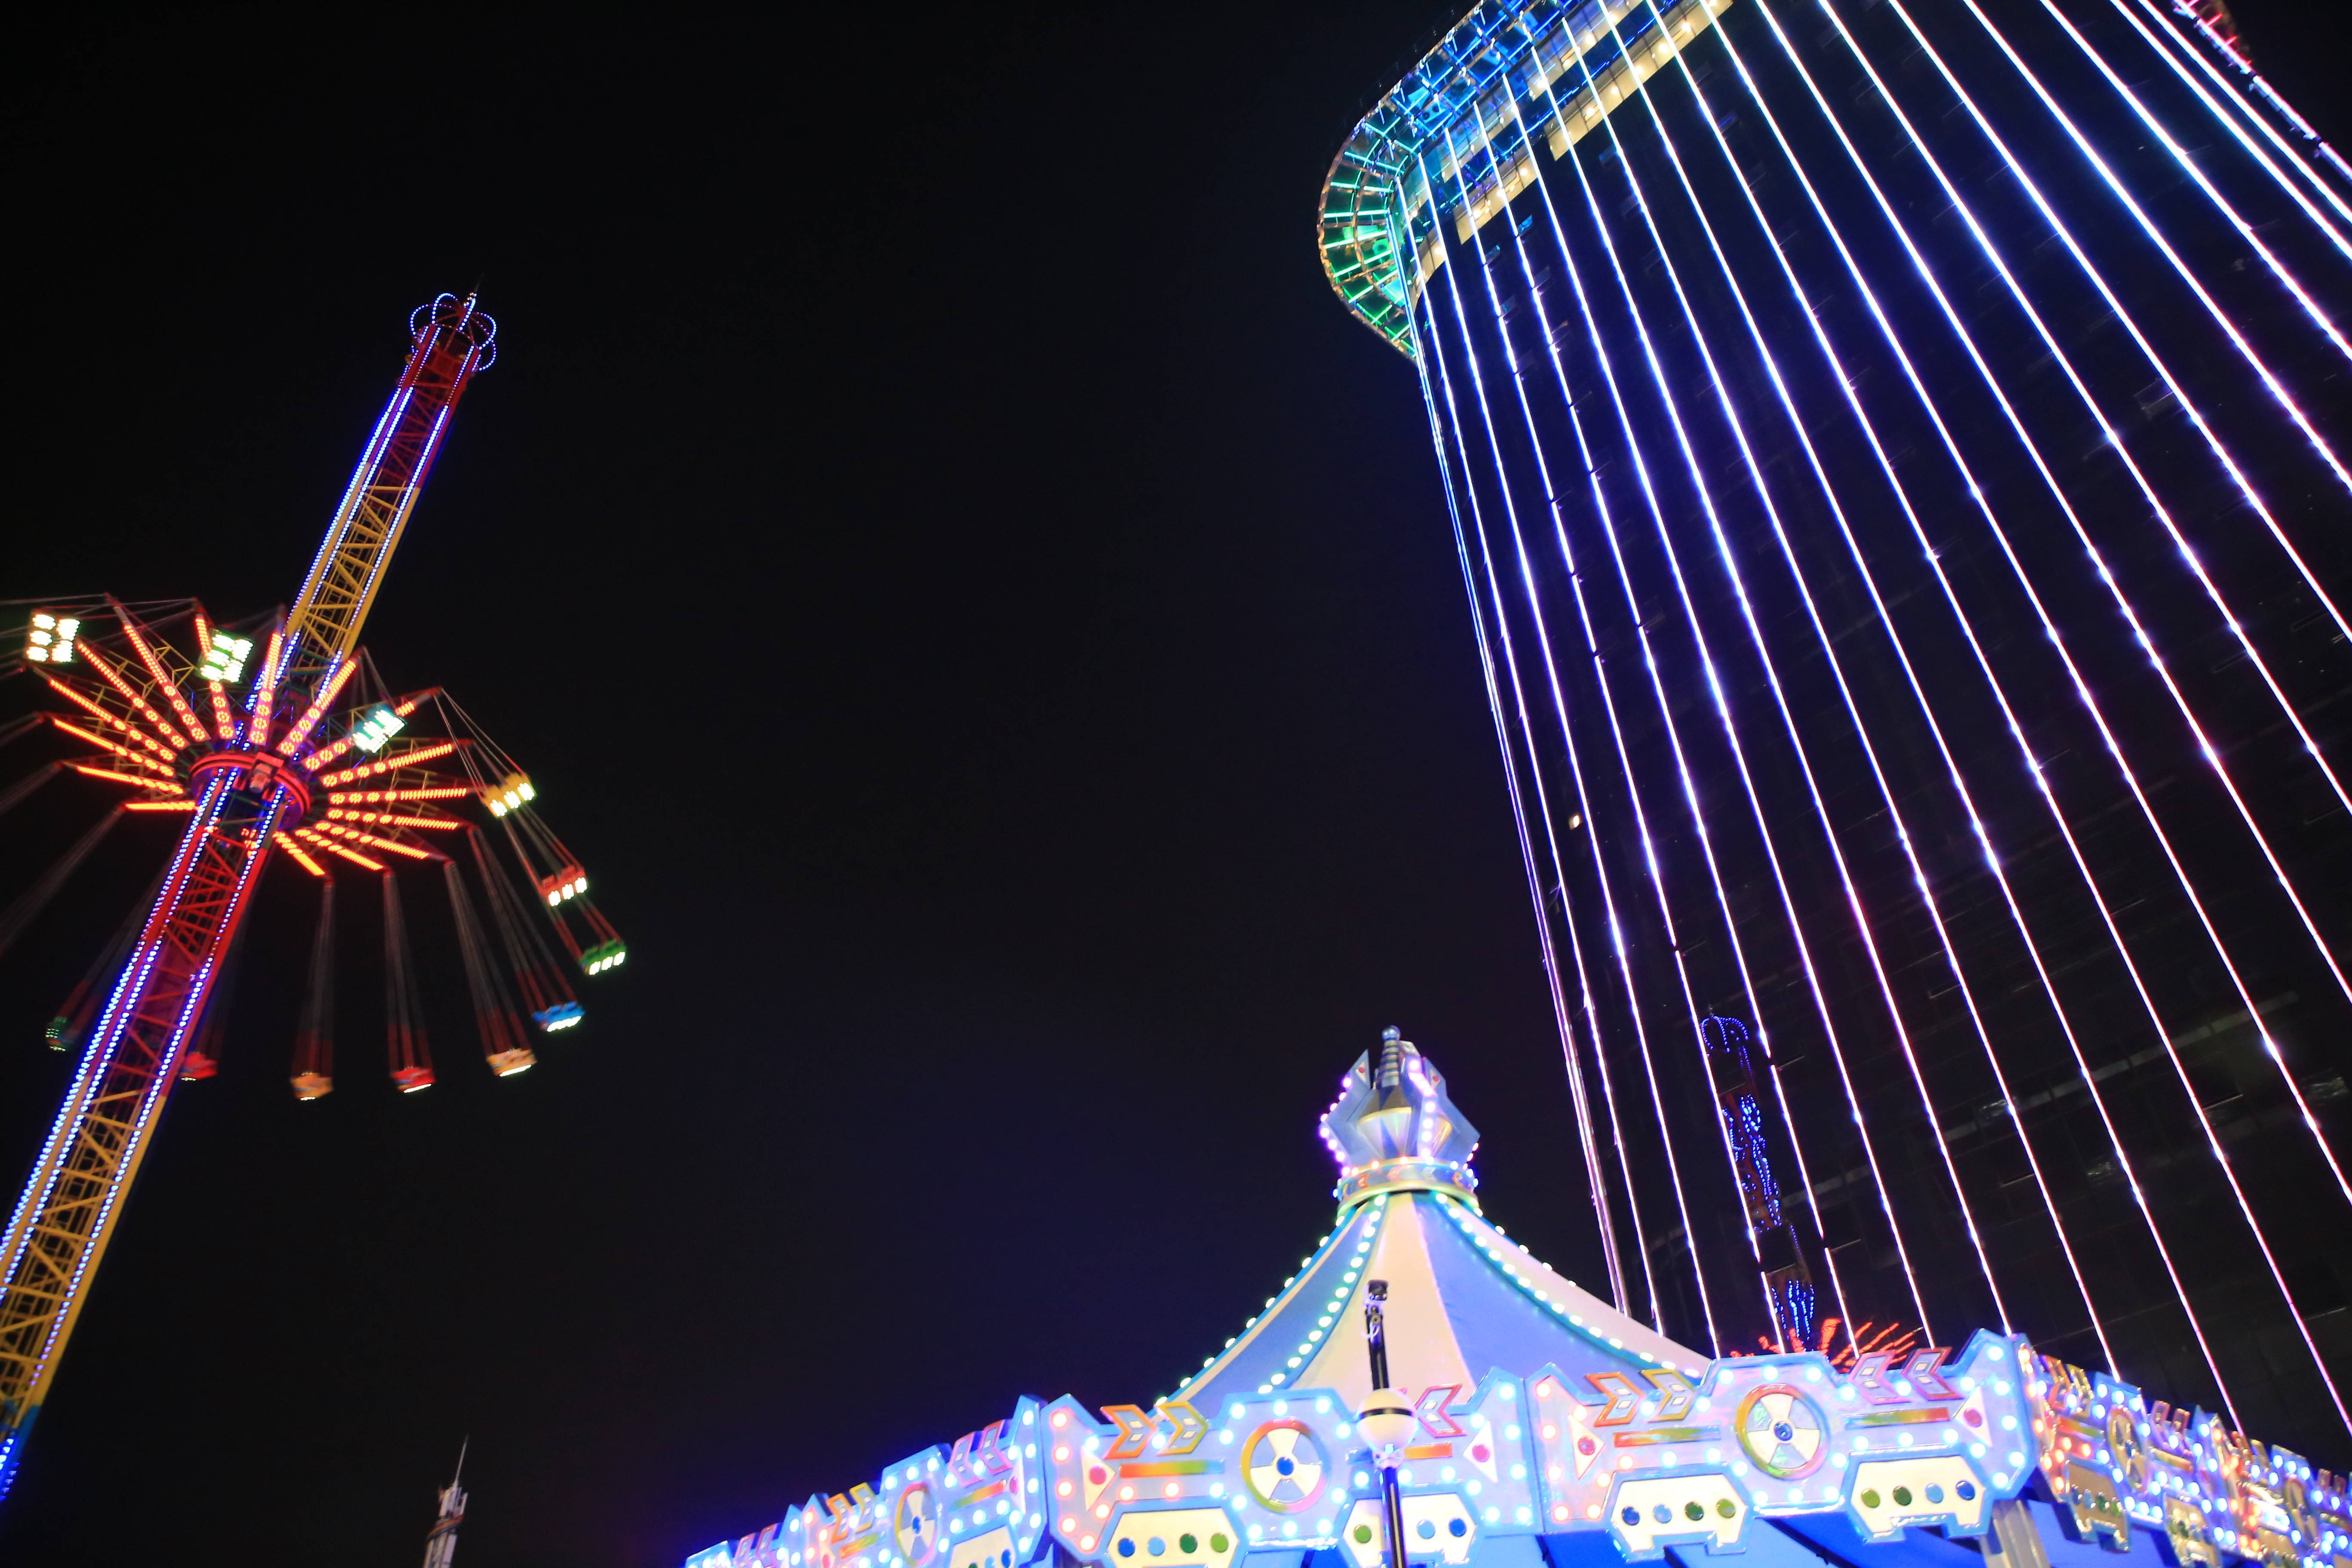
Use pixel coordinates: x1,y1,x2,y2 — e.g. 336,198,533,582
683,1034,2352,1568
0,292,623,1495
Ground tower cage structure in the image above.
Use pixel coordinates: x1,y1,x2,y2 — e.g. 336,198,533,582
0,294,626,1496
1316,0,2352,1461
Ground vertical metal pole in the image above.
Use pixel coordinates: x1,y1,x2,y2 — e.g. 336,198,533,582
1362,1280,1411,1568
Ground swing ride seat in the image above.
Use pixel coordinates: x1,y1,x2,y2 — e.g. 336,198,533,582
291,1072,332,1101
486,1047,536,1077
390,1064,436,1093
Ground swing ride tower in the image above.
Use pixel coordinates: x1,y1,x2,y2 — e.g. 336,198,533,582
0,292,616,1495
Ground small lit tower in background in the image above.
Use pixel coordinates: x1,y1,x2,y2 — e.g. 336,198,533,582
422,1441,466,1568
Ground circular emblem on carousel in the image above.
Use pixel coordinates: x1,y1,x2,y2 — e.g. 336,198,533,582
895,1480,938,1564
1242,1420,1329,1513
2105,1407,2150,1494
1736,1384,1828,1479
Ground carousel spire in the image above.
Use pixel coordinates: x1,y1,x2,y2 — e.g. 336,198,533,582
1321,1027,1480,1210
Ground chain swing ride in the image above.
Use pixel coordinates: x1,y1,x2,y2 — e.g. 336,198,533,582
0,292,622,1495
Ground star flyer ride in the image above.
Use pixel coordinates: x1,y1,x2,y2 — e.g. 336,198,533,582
683,1034,2351,1568
0,294,624,1494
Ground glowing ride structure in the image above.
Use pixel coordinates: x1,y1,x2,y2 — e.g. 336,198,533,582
0,294,625,1493
681,1034,2352,1568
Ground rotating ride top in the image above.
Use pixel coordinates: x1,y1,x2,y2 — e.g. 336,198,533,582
0,293,624,1494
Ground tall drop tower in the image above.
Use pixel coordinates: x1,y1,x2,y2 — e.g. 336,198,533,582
1320,0,2352,1455
423,1442,467,1568
0,292,621,1494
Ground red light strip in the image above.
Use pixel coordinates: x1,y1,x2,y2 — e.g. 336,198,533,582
275,656,360,757
71,763,178,790
125,799,198,812
326,786,471,803
41,677,176,765
315,740,459,786
114,619,205,746
245,629,286,745
78,640,191,751
315,822,431,860
325,808,463,830
273,833,329,878
51,717,175,777
295,829,384,872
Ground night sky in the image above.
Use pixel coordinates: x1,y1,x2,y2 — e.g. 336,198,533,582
2,6,2347,1565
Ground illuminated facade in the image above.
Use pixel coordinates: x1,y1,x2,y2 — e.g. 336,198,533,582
1317,0,2352,1463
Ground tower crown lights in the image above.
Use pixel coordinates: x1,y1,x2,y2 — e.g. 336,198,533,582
1319,1026,1479,1209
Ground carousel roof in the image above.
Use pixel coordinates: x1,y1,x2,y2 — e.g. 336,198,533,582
1178,1031,1696,1416
682,1033,2349,1568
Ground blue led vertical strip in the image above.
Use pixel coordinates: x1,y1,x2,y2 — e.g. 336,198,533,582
1412,179,1717,1345
2125,0,2352,198
1864,0,2352,1212
1951,0,2352,505
1391,202,1632,1316
1433,122,1788,1348
1613,0,2312,1426
1396,191,1651,1320
1718,0,2351,1432
2102,0,2352,248
2028,0,2352,366
1611,0,2239,1418
1525,18,2139,1360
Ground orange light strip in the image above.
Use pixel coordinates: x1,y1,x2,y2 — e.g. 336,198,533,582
304,734,356,772
78,640,191,751
276,656,360,757
314,822,431,860
245,629,285,744
273,832,329,878
325,808,463,830
295,829,384,872
115,619,206,746
327,785,471,803
205,679,237,742
71,763,179,790
42,677,176,764
125,799,198,812
315,740,459,786
52,717,176,776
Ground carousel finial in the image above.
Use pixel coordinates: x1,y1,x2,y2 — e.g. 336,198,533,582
1320,1029,1481,1211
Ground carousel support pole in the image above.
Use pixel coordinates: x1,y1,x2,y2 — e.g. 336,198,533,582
1358,1280,1416,1568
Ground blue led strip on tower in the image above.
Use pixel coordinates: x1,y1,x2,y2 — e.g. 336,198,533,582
1863,0,2352,1210
1409,182,1712,1344
1401,193,1665,1328
1721,0,2352,1433
1396,263,1632,1318
1639,0,2333,1430
1430,119,1812,1352
1593,0,2240,1418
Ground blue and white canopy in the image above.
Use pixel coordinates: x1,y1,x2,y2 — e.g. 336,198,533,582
1179,1034,1696,1418
683,1037,2348,1568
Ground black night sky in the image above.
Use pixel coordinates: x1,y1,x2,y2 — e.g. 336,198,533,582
2,6,2347,1565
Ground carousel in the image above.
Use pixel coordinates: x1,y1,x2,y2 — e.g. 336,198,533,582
682,1033,2350,1568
